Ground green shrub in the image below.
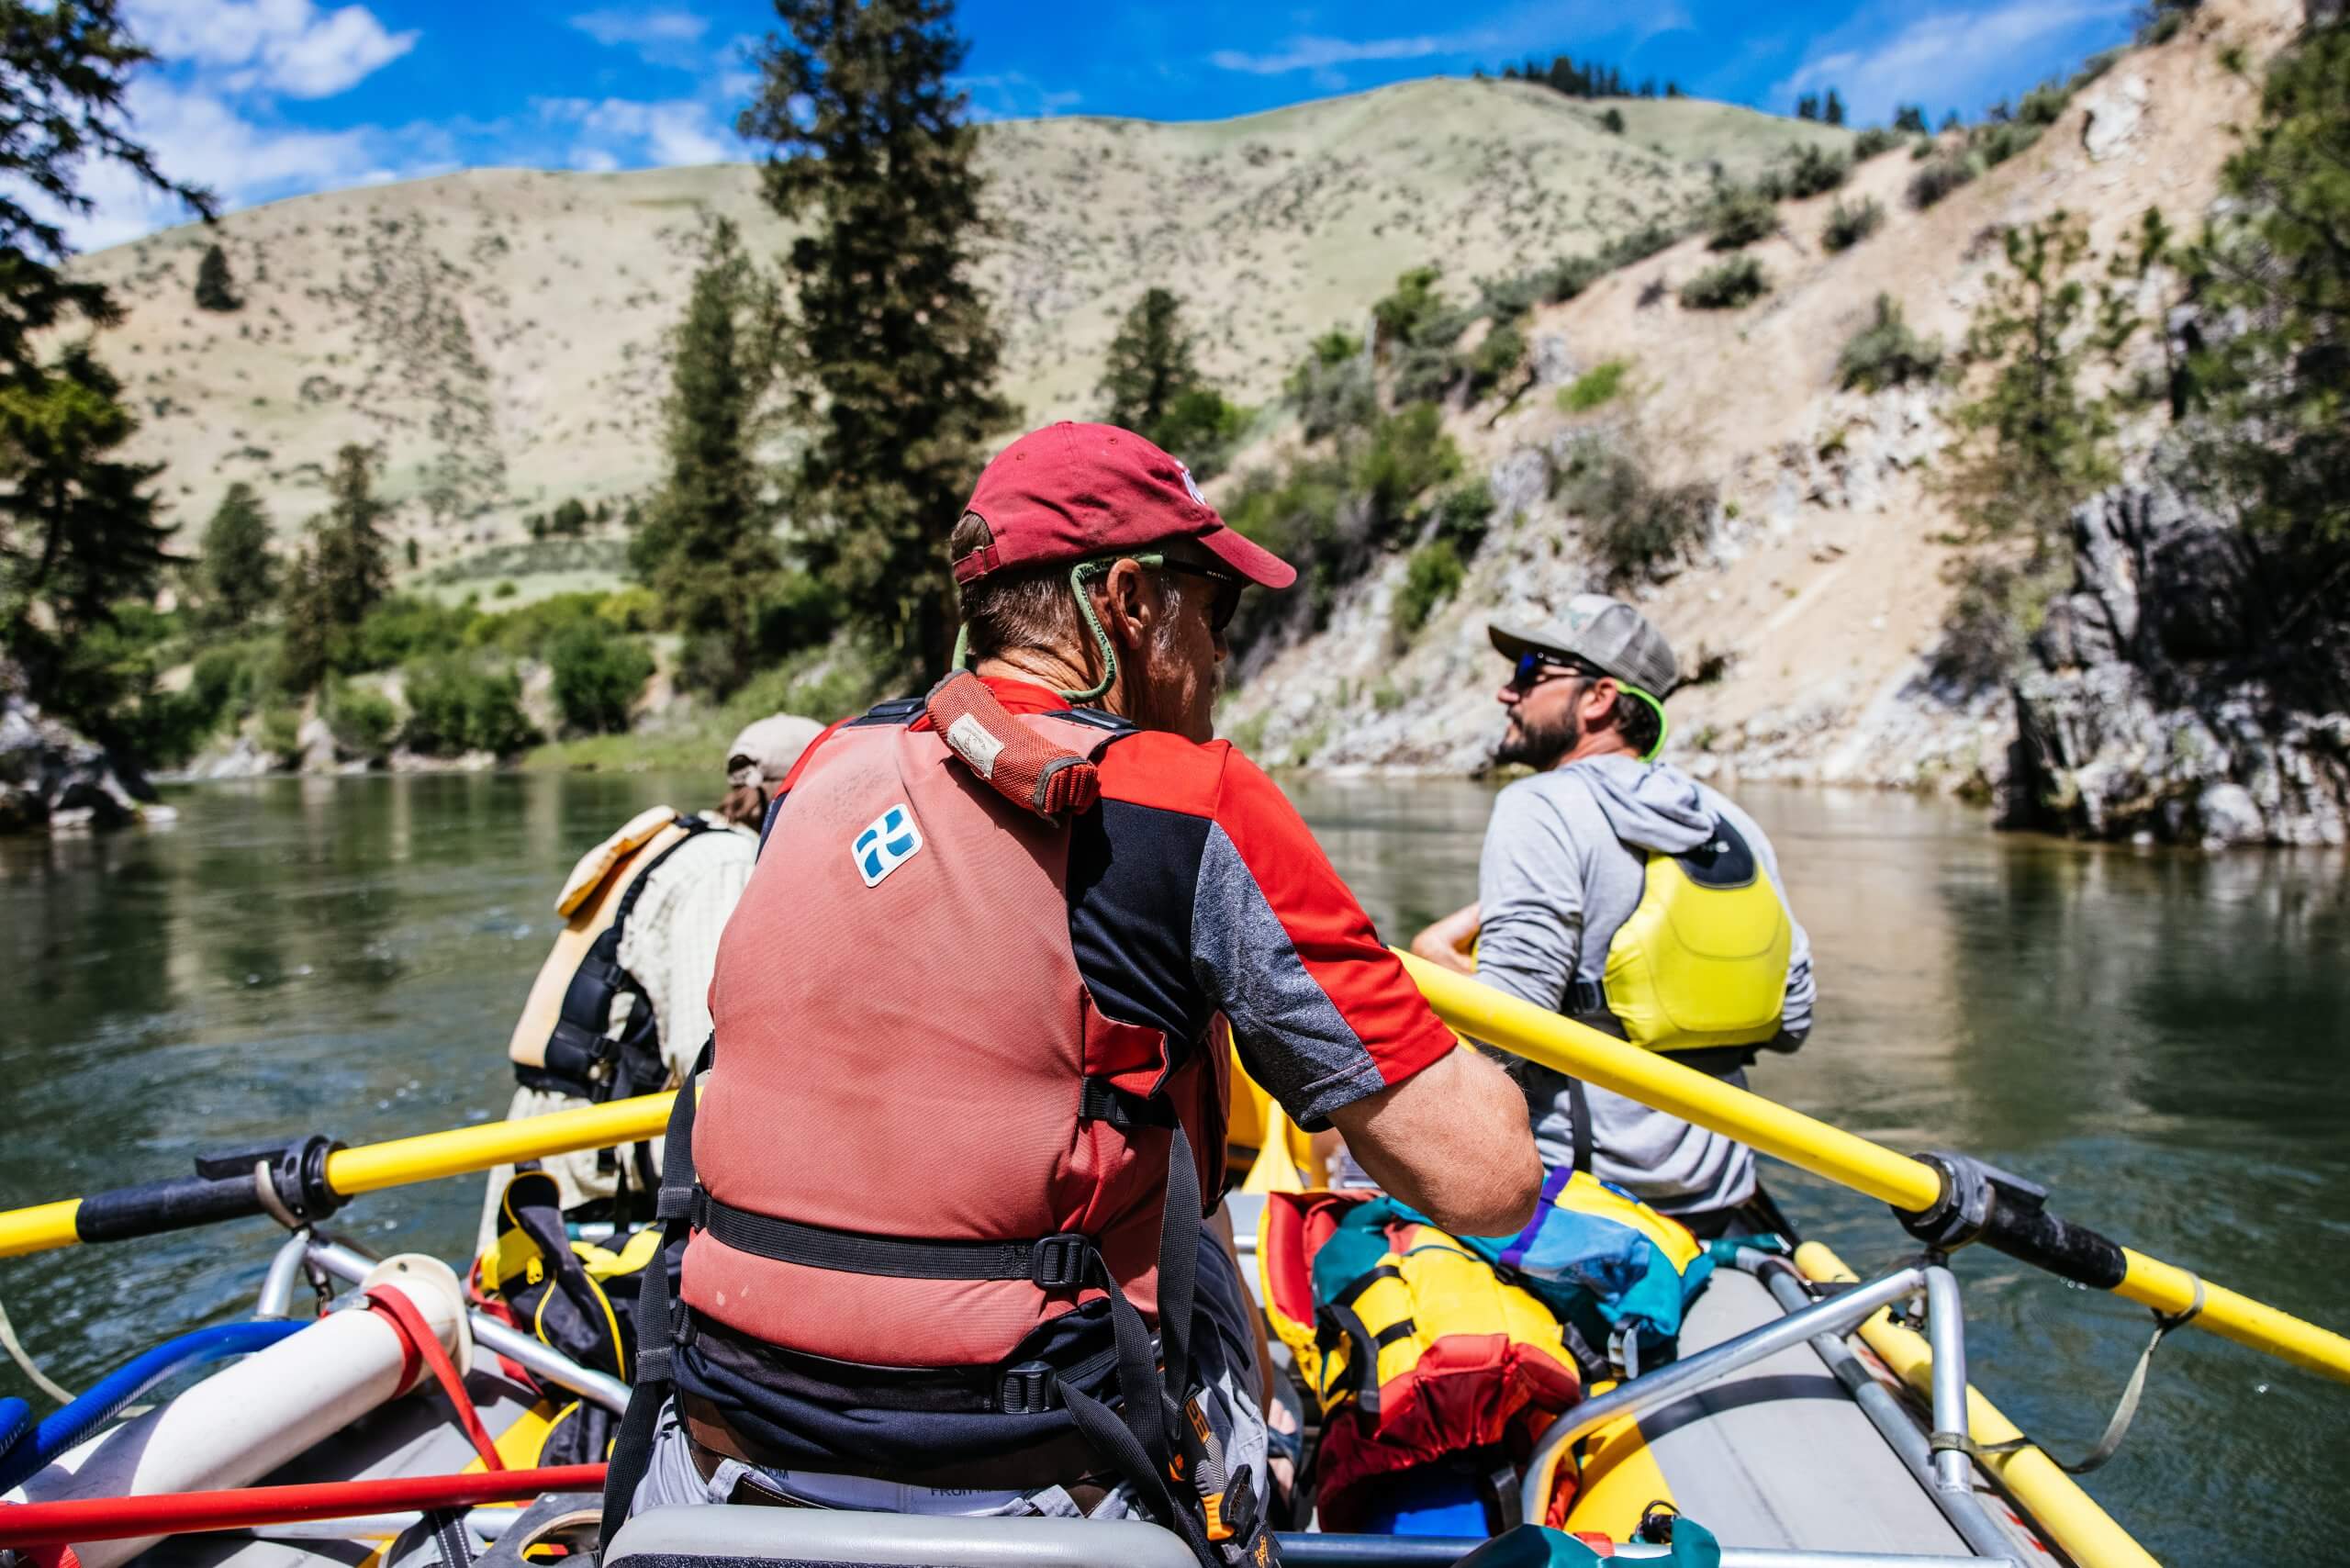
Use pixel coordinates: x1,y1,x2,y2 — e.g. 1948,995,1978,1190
1704,187,1777,250
599,586,660,632
1820,196,1885,253
1284,344,1374,442
1973,118,2042,168
350,594,474,671
549,622,655,734
1560,359,1630,412
1356,406,1461,540
1556,441,1715,585
1463,320,1526,399
493,579,518,599
402,656,537,756
1599,107,1625,135
2014,81,2070,128
191,637,283,722
258,704,302,757
1837,294,1944,391
1908,155,1977,209
756,570,846,657
1598,221,1682,270
1154,387,1252,479
1435,478,1497,550
326,683,398,757
1778,143,1849,198
1852,127,1901,159
1680,256,1769,309
1391,540,1465,643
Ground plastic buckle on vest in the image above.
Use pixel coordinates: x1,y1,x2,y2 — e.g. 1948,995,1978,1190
1028,1232,1091,1291
997,1360,1058,1416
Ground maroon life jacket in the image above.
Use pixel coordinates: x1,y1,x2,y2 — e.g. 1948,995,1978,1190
681,691,1227,1364
598,678,1246,1566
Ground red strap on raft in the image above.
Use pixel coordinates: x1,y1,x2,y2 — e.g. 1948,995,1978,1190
0,1465,607,1548
925,671,1101,818
364,1286,505,1471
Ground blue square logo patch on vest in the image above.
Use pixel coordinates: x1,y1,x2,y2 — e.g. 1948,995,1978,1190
853,804,922,887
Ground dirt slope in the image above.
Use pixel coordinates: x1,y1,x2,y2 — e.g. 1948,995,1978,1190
71,79,1848,577
1217,0,2300,790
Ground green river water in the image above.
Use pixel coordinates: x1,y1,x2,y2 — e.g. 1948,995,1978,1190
1,770,2344,1562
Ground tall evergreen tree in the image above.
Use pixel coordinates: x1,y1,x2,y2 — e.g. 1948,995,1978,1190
195,242,241,311
631,217,783,694
195,481,275,630
1099,289,1202,440
279,444,392,689
1893,105,1929,134
0,1,211,724
1824,88,1847,126
1796,93,1821,121
739,0,1012,681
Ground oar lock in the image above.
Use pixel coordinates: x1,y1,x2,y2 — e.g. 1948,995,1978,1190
194,1135,347,1230
1894,1150,2127,1292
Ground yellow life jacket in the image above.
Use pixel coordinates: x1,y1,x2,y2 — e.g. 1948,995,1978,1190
1590,813,1792,1055
506,804,705,1093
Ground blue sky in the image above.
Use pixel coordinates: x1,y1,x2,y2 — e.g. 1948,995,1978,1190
84,0,2140,249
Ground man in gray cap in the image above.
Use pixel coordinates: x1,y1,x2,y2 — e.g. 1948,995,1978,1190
1412,594,1815,1235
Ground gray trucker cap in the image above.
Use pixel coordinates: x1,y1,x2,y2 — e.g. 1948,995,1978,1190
1489,594,1679,697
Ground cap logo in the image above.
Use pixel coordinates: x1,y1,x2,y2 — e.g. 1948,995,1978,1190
1178,464,1206,508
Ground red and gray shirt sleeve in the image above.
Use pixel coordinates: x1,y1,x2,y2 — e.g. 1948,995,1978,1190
1079,732,1460,1129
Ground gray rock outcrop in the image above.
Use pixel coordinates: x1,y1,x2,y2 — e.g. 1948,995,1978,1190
0,668,162,834
2004,484,2350,846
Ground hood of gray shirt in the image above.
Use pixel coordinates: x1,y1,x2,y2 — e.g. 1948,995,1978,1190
1561,755,1716,855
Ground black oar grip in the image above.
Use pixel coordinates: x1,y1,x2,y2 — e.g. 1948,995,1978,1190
76,1174,263,1242
1895,1149,2128,1291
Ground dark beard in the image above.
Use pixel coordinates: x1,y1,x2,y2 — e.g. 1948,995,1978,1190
1495,704,1580,769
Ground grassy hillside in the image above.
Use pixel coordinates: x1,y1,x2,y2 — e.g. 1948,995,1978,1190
73,77,1847,592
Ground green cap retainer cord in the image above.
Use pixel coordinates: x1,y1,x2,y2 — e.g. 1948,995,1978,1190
1624,683,1671,764
947,552,1169,704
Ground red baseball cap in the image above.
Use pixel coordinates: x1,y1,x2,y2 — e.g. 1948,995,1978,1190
954,421,1296,590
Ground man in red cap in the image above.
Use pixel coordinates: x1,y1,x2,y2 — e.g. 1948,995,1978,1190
602,423,1539,1563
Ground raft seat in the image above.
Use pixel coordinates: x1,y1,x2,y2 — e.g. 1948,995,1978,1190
603,1505,1199,1568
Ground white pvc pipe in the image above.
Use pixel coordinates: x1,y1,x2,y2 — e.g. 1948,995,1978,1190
5,1253,473,1568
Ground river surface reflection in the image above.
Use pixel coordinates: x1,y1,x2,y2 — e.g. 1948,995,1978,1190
2,770,2343,1562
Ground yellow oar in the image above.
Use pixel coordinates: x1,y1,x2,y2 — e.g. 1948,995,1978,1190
1393,949,2350,1385
0,1094,678,1260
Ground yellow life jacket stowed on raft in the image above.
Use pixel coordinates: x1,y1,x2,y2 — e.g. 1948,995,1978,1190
1259,1192,1585,1531
1583,812,1793,1056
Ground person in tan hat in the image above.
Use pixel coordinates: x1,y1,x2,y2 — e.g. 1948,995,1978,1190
1412,595,1815,1238
480,717,820,1245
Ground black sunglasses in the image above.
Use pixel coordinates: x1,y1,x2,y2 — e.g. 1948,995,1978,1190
1510,652,1603,691
1155,559,1245,635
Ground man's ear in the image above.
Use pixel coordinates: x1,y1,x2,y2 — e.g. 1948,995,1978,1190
1102,557,1153,649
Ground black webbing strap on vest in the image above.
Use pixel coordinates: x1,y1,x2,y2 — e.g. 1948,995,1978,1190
598,1036,707,1550
596,1063,1228,1568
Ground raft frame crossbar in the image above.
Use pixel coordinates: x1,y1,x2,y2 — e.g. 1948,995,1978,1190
1519,1266,1929,1525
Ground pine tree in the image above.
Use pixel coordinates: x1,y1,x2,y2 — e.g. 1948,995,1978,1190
313,443,391,628
1824,88,1847,126
739,0,1012,682
195,242,240,311
1796,93,1821,121
0,0,211,727
630,217,783,694
1100,289,1201,439
1894,105,1929,134
196,481,274,630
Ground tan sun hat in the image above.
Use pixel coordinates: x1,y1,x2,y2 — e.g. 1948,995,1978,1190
726,714,824,789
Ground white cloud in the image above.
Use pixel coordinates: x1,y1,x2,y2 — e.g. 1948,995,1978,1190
568,7,712,68
1772,0,2132,124
536,96,738,168
126,0,417,99
1208,34,1456,76
953,72,1083,123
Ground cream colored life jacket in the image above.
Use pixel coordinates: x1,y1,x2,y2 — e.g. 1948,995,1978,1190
506,804,708,1098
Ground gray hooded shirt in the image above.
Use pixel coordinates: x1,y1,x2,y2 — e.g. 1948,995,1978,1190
1474,755,1815,1216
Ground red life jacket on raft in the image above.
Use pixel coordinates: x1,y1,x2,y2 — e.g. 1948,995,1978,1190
602,675,1238,1563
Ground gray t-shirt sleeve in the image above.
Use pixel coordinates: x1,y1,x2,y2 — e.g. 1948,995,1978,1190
1473,780,1586,1014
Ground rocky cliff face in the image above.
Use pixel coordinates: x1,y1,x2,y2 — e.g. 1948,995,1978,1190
2004,485,2350,846
0,670,169,834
